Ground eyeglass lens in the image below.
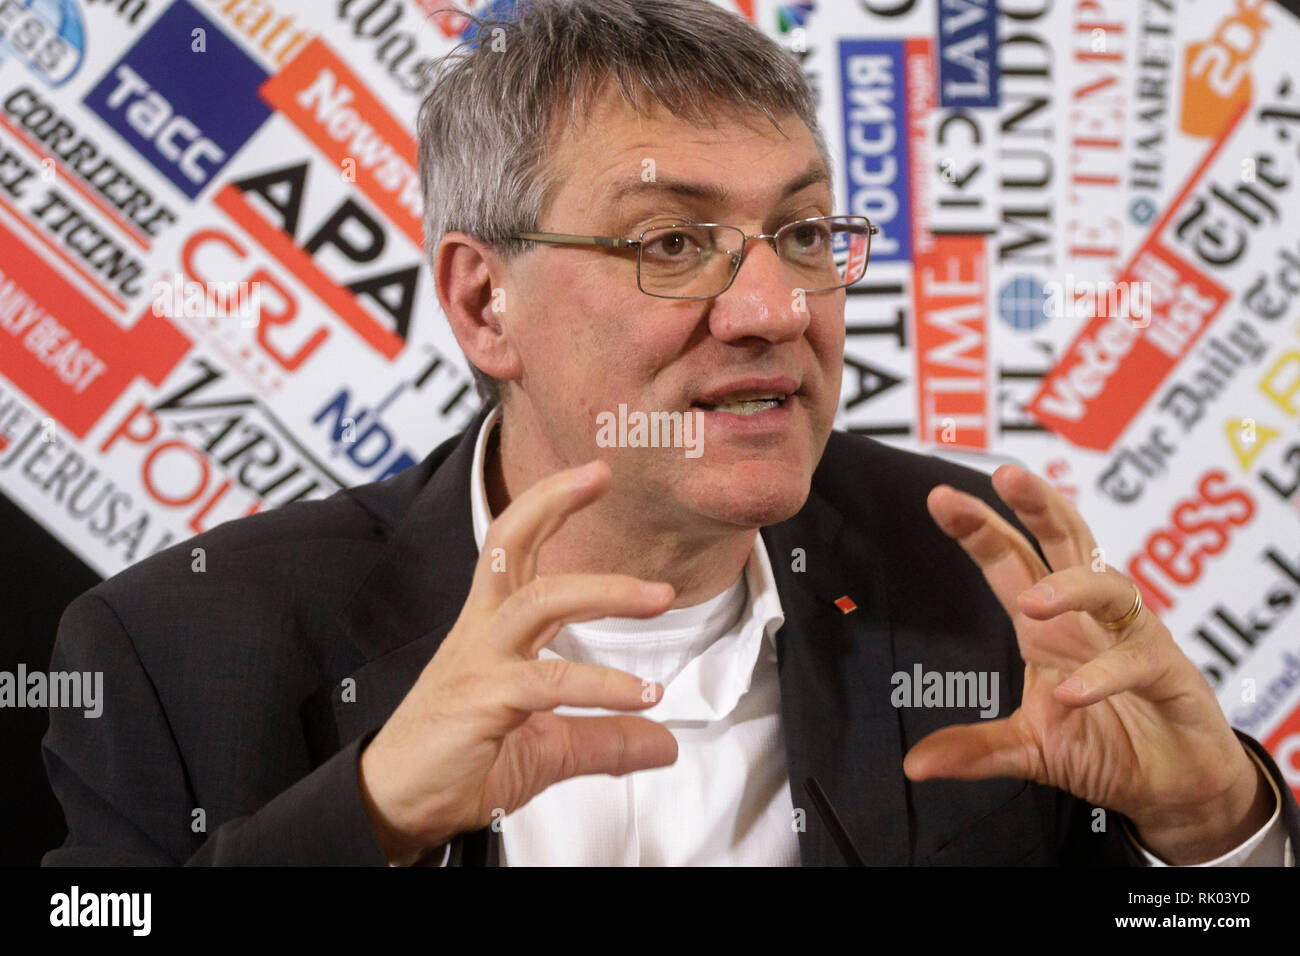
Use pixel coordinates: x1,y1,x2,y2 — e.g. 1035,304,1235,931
637,218,871,297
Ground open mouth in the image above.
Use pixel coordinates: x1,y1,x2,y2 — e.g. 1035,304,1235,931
691,392,789,417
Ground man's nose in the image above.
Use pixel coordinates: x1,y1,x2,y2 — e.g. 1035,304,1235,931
706,239,811,344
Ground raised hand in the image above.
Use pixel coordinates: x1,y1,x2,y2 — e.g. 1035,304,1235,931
358,460,678,864
906,464,1272,864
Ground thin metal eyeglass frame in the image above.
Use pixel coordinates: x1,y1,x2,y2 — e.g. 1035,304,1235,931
513,215,878,300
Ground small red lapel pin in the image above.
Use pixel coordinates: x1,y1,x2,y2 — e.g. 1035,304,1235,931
834,595,858,614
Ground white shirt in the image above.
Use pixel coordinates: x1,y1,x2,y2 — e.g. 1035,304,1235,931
451,406,1290,866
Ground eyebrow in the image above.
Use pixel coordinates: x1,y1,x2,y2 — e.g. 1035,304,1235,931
603,159,832,215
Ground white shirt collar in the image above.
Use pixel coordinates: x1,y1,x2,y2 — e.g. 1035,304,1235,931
467,405,785,721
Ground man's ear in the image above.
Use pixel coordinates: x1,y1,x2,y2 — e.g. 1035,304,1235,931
433,232,523,383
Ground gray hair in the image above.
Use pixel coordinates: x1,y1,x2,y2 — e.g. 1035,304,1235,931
417,0,829,407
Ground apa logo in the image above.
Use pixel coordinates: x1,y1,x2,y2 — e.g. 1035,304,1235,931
83,0,271,199
0,0,86,87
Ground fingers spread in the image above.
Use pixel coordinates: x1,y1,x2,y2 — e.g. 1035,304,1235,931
472,460,611,608
492,573,675,656
504,658,665,713
534,713,679,782
926,484,1049,620
903,719,1036,783
1017,565,1145,634
991,464,1098,572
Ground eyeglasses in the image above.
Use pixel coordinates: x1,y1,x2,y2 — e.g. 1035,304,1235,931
513,215,877,299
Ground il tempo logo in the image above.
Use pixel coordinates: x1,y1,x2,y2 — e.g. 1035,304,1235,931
83,0,270,198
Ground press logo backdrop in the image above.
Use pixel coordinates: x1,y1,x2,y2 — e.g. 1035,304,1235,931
0,0,1297,804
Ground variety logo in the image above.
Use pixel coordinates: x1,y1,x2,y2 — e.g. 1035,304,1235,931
0,0,85,87
83,0,271,199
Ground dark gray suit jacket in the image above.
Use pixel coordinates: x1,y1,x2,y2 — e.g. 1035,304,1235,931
42,405,1300,865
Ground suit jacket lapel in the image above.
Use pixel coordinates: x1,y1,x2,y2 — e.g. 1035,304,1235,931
762,492,911,866
332,407,487,748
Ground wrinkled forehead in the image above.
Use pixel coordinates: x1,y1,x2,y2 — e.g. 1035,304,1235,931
541,82,831,225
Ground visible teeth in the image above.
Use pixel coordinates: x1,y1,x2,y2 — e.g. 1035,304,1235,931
703,398,781,416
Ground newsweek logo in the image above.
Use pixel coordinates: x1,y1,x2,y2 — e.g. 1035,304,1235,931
83,0,271,199
0,0,86,87
260,37,422,248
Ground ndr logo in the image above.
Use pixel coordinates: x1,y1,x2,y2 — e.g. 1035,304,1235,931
0,0,86,87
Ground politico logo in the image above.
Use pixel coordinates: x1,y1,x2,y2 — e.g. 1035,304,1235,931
83,0,271,198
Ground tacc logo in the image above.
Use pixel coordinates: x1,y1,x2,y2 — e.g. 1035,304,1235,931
82,0,270,198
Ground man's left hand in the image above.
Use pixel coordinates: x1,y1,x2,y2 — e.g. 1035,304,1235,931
905,464,1273,865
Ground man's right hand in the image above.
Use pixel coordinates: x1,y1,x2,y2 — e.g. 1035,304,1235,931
357,460,678,865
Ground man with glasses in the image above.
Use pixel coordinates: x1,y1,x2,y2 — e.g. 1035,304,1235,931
44,0,1295,867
